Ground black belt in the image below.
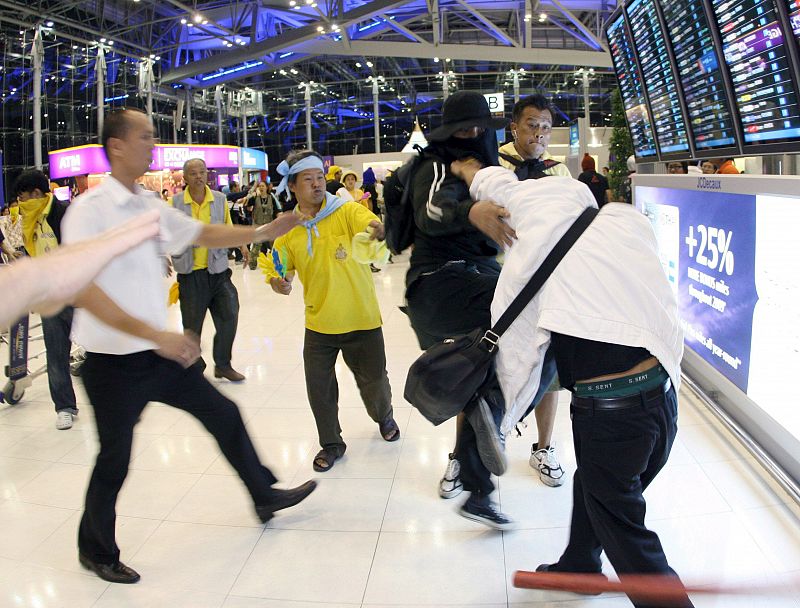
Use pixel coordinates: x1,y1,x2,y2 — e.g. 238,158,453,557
571,378,672,412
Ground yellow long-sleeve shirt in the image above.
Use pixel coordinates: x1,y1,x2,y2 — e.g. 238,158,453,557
263,200,383,334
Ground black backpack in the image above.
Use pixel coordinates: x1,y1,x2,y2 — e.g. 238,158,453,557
383,144,426,254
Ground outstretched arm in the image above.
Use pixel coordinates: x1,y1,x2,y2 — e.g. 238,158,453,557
0,210,160,326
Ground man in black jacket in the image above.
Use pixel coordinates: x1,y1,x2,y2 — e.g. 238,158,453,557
404,91,515,529
13,170,78,430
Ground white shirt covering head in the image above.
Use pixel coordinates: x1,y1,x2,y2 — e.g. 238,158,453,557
469,167,683,435
62,176,202,354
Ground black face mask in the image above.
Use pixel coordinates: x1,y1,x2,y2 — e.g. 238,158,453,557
434,128,500,167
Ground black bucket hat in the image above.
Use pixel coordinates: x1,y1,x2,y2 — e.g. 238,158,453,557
427,91,509,142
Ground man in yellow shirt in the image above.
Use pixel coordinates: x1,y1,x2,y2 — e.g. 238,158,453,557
13,170,78,430
498,95,569,489
171,158,247,382
263,150,398,472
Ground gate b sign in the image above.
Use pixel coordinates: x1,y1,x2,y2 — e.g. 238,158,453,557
483,93,505,115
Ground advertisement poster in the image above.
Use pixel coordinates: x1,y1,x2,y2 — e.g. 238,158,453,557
637,185,758,393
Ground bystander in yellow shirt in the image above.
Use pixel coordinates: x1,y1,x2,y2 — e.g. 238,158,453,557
19,194,59,257
262,200,382,334
169,186,232,270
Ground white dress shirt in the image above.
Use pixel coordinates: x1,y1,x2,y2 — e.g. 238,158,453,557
62,176,202,354
470,167,683,435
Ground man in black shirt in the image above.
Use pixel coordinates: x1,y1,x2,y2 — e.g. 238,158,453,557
404,91,514,529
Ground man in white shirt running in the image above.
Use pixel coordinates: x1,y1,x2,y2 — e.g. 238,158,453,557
63,108,316,585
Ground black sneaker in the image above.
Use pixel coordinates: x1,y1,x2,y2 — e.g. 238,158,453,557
458,494,514,530
466,397,507,476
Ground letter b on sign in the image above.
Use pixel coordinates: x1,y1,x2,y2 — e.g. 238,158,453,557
483,93,504,114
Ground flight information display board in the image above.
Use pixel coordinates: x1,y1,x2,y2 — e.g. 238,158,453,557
658,0,740,154
626,0,692,156
787,0,800,35
711,0,800,146
606,12,659,159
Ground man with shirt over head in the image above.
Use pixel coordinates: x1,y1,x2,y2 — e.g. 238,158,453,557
63,108,316,585
452,157,694,608
171,158,247,382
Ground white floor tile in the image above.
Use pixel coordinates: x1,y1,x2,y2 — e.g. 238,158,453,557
0,562,109,608
17,461,92,509
26,510,161,574
0,500,74,560
95,586,227,608
364,530,507,605
702,458,793,510
735,504,800,572
267,477,392,531
0,455,51,501
116,469,201,519
381,476,481,532
223,598,357,608
643,463,731,520
128,520,263,594
231,529,377,603
166,473,263,527
290,437,403,480
129,434,221,474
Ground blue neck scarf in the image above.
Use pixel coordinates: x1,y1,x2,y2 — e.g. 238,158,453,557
299,193,346,257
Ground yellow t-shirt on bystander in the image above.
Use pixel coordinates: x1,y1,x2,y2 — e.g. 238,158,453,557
262,201,383,334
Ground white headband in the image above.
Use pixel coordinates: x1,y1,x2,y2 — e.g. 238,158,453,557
275,156,325,195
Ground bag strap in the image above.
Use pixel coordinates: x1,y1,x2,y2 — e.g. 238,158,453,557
482,206,599,350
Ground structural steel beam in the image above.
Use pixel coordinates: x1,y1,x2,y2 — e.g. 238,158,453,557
162,0,409,83
548,0,606,50
452,0,519,47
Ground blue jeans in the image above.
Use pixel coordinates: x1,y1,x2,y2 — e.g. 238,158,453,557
41,307,77,413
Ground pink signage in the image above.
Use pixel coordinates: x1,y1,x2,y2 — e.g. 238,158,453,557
49,144,241,178
152,145,240,170
49,146,110,179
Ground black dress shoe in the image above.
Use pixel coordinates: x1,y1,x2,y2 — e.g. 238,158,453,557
255,480,317,523
79,554,141,584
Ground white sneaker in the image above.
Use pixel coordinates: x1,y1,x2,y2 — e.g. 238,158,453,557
439,453,464,499
56,410,74,430
530,442,565,487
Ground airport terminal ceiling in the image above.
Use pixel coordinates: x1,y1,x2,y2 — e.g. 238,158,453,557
0,0,618,172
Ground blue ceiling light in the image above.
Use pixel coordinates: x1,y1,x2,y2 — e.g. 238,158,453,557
357,19,383,33
200,60,265,82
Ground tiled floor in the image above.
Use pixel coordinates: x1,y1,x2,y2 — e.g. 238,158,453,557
1,256,799,607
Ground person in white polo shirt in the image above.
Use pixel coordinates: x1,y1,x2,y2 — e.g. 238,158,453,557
63,108,317,585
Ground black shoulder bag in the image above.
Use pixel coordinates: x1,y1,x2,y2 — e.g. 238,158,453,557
404,206,599,425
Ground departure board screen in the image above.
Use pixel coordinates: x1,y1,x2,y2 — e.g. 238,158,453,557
786,1,800,39
606,13,659,158
659,0,739,151
626,0,691,155
711,0,800,144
